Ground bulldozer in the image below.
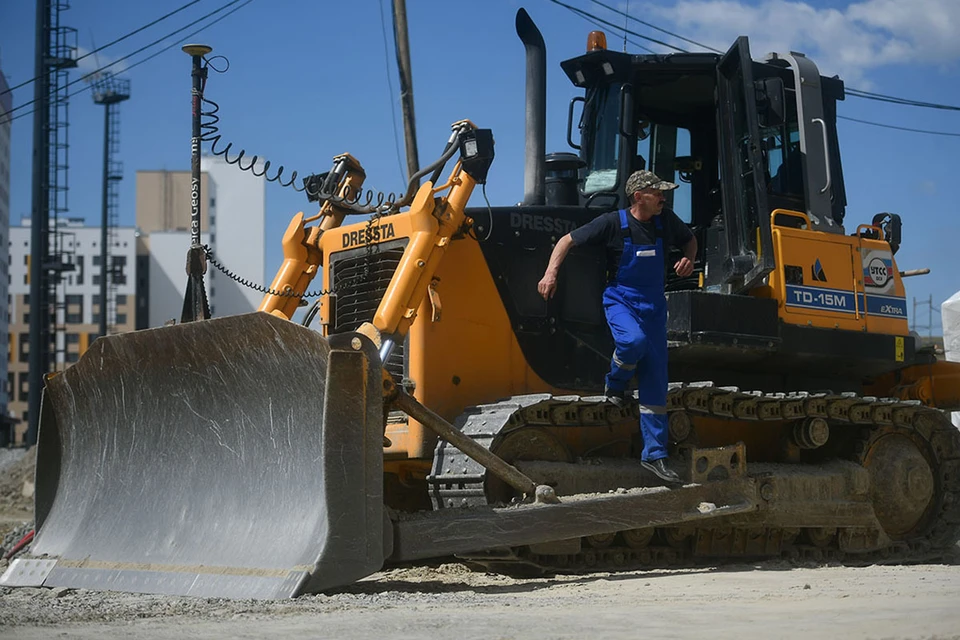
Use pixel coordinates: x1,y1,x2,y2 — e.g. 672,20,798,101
3,9,959,599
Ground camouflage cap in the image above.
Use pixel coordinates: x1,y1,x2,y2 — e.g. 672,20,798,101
625,170,678,194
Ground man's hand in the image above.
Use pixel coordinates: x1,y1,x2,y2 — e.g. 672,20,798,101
674,257,694,278
538,234,574,301
538,273,558,300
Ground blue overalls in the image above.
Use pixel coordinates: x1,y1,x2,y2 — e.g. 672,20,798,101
602,209,669,462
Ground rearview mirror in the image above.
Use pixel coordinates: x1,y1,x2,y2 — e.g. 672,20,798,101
755,77,785,128
619,83,636,137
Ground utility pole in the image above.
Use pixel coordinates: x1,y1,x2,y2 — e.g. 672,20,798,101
28,0,52,447
392,0,419,178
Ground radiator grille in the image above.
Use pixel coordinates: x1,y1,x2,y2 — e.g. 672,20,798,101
329,242,407,381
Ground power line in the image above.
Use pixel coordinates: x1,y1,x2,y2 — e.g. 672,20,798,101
587,0,960,111
378,0,406,182
6,0,247,119
587,0,721,53
4,0,253,126
845,88,960,112
0,0,203,98
838,115,960,137
548,0,960,136
572,6,657,54
547,0,687,53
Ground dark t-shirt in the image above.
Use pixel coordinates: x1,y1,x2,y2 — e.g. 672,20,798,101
569,208,694,277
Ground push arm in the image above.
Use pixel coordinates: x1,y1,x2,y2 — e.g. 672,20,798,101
370,122,495,361
258,154,366,319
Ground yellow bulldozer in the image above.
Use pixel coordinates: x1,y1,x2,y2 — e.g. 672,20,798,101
3,9,959,599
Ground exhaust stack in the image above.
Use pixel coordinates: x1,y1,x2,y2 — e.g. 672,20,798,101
516,8,546,206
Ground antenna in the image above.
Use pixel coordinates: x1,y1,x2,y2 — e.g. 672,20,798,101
623,0,629,52
89,30,101,80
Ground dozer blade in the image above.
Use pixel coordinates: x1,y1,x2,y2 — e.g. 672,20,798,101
26,313,387,599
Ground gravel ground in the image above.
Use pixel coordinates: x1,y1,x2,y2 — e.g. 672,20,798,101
0,447,35,518
0,449,27,476
3,445,959,639
2,560,960,639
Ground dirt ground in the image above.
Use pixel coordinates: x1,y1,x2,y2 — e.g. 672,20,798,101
2,560,960,639
2,449,960,639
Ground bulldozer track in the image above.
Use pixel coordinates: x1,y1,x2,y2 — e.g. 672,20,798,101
428,384,960,575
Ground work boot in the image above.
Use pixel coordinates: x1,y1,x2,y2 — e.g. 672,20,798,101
641,458,682,485
604,386,628,409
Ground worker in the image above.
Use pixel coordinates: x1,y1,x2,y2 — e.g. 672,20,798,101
537,170,697,484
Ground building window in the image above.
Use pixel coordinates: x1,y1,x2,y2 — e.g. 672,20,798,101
66,352,79,364
116,294,127,305
93,275,100,286
66,333,80,344
18,372,28,402
116,313,127,325
66,295,83,324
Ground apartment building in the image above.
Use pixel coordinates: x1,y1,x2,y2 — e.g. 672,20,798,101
7,218,136,442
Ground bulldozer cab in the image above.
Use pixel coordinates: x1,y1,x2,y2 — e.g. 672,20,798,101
563,36,848,294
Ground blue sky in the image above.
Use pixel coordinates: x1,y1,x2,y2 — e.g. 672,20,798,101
1,0,958,334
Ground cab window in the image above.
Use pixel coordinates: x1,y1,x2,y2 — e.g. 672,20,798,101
636,123,693,224
582,83,621,194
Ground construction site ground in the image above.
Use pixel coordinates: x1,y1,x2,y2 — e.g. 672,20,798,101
2,448,960,640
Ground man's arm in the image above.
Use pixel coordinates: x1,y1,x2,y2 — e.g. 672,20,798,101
666,210,697,277
538,233,575,300
674,234,697,277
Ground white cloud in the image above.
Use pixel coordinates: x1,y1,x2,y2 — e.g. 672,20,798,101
74,46,129,81
640,0,960,86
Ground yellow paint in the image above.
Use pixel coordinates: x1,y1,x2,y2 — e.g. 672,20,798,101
868,359,960,410
258,157,367,319
762,209,909,336
322,212,566,461
895,336,904,362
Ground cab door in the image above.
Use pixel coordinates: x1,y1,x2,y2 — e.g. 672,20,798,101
715,37,775,293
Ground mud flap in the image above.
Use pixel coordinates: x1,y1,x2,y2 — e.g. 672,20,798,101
29,313,386,599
